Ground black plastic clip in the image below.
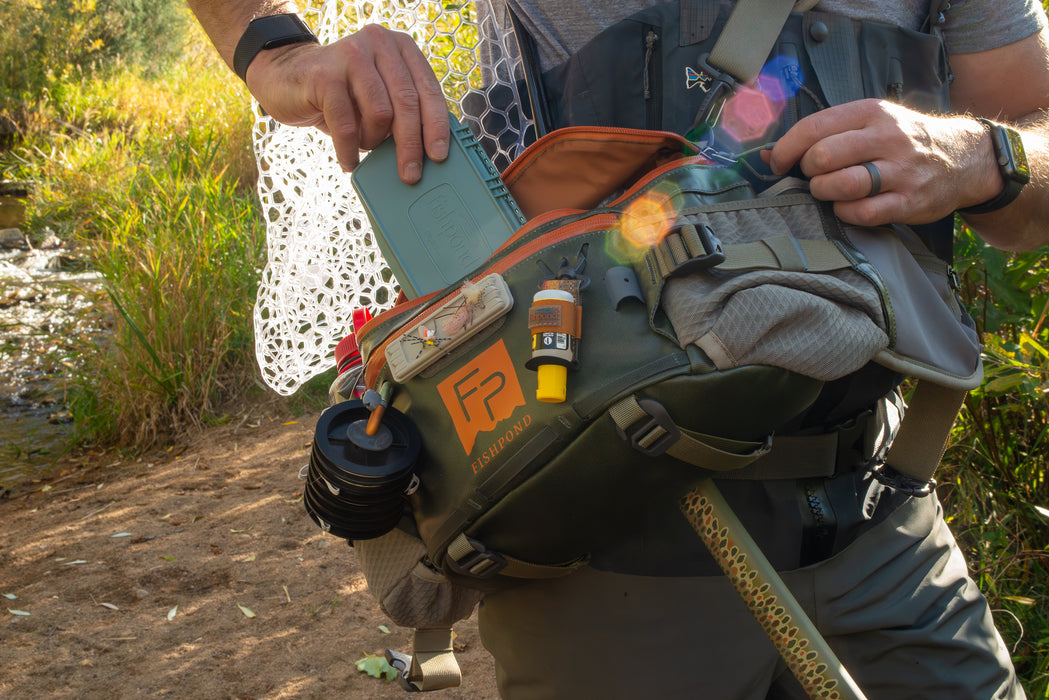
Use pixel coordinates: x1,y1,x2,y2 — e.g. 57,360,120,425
688,53,740,136
445,537,508,579
616,398,681,457
385,649,420,692
539,243,591,290
870,463,936,497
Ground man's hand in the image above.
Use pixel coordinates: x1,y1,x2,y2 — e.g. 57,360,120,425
764,29,1049,251
764,98,999,228
247,25,450,183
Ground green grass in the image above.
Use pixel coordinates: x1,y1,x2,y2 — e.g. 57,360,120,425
0,3,268,449
66,131,266,446
944,224,1049,697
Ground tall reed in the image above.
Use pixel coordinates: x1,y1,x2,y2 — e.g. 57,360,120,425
69,132,265,447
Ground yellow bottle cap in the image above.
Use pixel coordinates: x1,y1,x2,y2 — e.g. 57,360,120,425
536,363,567,403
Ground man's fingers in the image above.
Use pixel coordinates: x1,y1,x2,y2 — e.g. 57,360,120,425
809,162,889,203
262,25,448,182
768,100,882,174
323,87,363,171
375,33,444,183
832,191,909,228
401,42,450,163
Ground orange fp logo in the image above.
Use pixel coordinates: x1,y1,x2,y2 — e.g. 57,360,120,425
437,339,526,454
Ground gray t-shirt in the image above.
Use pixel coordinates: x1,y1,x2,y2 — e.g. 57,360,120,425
502,0,1047,70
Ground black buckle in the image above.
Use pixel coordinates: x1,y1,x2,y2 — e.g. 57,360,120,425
445,537,508,579
688,53,740,136
385,649,420,692
616,398,681,457
663,223,725,277
870,463,936,497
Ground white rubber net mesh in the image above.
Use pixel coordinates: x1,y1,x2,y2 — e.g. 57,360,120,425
252,0,531,394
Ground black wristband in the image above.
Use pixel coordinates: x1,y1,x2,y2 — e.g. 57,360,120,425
233,13,318,82
958,118,1030,216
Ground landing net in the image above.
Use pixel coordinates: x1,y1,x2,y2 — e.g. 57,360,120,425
251,0,529,394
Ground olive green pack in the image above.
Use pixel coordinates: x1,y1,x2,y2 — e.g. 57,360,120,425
311,0,969,689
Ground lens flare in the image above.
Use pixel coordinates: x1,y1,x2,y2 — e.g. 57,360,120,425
721,85,781,143
717,55,801,145
611,183,681,263
622,192,675,248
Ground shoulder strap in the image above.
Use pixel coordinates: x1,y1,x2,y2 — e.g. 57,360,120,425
706,0,799,85
507,0,806,141
691,0,804,132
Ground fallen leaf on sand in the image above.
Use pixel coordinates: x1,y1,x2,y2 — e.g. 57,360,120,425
355,654,398,682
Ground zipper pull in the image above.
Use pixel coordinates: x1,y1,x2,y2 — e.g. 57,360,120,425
644,30,659,100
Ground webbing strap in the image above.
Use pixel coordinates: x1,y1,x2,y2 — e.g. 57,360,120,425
610,395,878,480
405,628,461,691
610,395,772,471
883,380,967,483
610,383,962,485
692,0,816,131
720,237,850,272
707,0,797,84
447,532,587,579
650,234,850,280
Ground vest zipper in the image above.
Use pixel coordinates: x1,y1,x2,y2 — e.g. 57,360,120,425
887,58,904,102
643,29,661,129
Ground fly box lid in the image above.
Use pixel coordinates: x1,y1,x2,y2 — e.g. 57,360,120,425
351,114,527,298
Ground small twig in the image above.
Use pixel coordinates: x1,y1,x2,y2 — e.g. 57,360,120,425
79,502,113,521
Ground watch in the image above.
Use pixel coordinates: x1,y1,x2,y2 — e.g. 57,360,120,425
233,13,318,82
958,118,1030,215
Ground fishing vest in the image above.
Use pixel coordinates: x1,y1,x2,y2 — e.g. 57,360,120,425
514,0,955,257
337,1,976,688
480,0,956,427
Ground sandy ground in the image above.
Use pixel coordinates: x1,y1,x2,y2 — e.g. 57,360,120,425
0,411,499,699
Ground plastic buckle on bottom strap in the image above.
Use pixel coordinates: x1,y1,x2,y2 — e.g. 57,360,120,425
445,535,508,579
385,649,420,693
659,223,726,278
615,398,681,457
870,463,935,498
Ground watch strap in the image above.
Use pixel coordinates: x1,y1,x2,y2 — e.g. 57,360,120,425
233,13,318,82
958,118,1030,215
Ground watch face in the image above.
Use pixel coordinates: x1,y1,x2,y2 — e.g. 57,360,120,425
1003,126,1031,184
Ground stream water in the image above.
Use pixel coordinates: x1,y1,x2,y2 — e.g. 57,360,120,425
0,229,105,491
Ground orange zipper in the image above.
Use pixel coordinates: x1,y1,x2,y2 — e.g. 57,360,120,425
359,146,713,388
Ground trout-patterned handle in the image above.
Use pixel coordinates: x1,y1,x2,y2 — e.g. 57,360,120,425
680,484,865,700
